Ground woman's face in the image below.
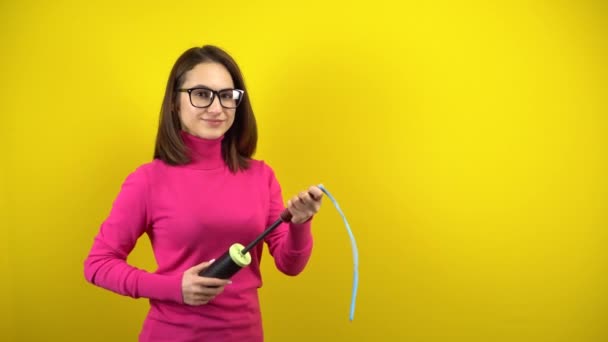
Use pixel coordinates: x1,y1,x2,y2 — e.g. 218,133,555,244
178,62,237,140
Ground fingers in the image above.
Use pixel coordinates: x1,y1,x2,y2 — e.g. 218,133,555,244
192,295,212,306
292,191,321,211
197,283,227,296
307,185,324,201
183,279,230,306
298,186,324,203
189,283,227,304
191,276,231,288
188,259,216,274
287,185,324,224
183,259,232,306
190,287,224,305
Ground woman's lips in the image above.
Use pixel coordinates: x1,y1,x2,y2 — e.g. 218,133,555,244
202,118,224,127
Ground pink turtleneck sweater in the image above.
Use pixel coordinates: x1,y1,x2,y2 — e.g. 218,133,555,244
83,132,314,341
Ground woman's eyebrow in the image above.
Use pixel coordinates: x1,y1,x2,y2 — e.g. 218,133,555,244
186,84,212,89
187,84,234,90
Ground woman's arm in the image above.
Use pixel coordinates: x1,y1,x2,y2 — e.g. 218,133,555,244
83,165,183,303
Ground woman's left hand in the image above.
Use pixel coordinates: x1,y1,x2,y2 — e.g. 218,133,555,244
287,185,324,224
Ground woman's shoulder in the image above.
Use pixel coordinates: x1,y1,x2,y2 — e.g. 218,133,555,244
247,158,276,176
121,159,167,181
131,159,164,172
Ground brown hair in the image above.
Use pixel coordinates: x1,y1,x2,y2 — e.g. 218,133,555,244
153,45,257,172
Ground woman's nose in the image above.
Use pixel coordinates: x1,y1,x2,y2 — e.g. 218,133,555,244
207,96,223,113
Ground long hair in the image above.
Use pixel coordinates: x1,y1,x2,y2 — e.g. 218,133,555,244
153,45,257,172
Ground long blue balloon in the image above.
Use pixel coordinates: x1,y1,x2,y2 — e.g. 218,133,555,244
318,184,359,322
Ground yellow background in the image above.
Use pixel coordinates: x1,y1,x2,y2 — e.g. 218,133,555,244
1,0,606,341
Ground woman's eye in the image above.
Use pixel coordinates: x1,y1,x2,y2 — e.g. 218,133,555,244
193,90,212,98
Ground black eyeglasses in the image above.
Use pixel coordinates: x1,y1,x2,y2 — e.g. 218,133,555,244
177,87,245,109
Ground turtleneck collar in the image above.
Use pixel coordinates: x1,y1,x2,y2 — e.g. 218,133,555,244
180,130,225,170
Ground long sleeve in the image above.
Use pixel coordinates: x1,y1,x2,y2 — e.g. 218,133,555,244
83,166,183,303
263,167,314,276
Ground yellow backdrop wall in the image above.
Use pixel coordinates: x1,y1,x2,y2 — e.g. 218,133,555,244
1,1,606,341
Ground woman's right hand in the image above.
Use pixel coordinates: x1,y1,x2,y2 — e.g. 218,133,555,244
182,260,231,306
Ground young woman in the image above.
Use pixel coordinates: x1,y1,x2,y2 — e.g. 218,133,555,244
84,45,323,341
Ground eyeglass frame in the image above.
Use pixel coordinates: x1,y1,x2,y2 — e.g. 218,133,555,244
177,86,245,109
